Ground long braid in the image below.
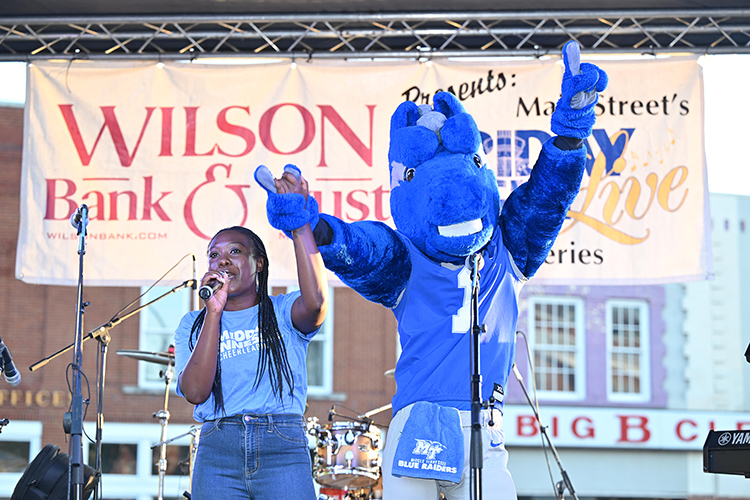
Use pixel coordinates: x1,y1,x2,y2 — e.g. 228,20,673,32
254,248,295,399
187,226,295,414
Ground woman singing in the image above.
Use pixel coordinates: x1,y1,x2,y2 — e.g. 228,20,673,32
174,171,327,499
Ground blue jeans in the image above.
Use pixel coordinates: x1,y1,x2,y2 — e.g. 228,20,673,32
192,414,316,500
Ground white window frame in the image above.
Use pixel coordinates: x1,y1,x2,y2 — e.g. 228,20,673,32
138,286,193,390
0,421,43,499
81,421,196,500
288,286,334,396
606,299,651,403
526,296,586,401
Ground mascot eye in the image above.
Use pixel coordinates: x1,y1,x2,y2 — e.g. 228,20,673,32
473,154,483,168
405,168,416,182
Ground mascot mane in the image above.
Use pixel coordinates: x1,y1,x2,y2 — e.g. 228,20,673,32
387,92,500,265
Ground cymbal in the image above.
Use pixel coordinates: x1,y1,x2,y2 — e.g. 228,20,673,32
384,368,395,378
117,349,175,366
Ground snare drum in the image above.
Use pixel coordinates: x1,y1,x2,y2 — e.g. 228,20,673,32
313,421,381,489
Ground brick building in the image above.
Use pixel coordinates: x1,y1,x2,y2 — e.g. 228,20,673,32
0,104,398,499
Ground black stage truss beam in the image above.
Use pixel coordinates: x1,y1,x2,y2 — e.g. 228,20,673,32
1,9,750,61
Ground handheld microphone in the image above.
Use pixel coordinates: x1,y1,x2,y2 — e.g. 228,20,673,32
328,405,335,422
198,280,222,301
0,337,21,386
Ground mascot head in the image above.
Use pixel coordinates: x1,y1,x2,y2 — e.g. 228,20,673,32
388,92,500,265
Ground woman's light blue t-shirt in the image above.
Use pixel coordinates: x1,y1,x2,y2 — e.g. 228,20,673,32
174,291,317,421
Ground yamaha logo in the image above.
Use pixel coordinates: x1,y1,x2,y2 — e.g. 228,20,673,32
718,432,732,446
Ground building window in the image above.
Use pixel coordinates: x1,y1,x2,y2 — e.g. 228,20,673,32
89,443,138,475
138,286,193,389
82,422,196,500
527,296,585,400
606,299,651,402
0,440,30,473
0,421,43,497
288,286,334,396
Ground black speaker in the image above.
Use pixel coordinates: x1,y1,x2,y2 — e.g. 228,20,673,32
11,444,99,500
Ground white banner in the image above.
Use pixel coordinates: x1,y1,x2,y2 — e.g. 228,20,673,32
17,57,711,286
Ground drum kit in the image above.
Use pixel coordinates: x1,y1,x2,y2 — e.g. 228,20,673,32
117,348,391,500
307,403,391,500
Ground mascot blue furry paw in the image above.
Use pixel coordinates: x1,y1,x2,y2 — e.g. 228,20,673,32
256,41,607,498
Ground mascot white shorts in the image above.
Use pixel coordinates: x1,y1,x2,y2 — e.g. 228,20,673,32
382,403,517,500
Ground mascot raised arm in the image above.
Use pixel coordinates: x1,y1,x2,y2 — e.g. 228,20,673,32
255,41,607,500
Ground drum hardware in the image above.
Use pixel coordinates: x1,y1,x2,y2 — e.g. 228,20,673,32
151,426,200,489
327,404,389,430
154,358,173,500
356,403,392,432
117,341,178,495
309,404,391,490
0,418,9,433
317,471,382,500
119,345,181,500
189,427,200,485
318,487,378,500
121,344,178,495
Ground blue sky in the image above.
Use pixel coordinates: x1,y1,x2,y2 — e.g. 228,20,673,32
2,55,748,196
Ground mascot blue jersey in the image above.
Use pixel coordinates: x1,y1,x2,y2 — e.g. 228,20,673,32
391,228,525,414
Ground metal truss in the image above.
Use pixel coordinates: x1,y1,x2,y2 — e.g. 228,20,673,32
1,9,750,61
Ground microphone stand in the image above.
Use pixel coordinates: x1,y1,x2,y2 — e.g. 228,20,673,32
30,277,196,499
511,364,579,500
469,252,485,500
69,205,89,500
356,403,392,432
327,405,368,424
356,403,392,420
30,279,197,373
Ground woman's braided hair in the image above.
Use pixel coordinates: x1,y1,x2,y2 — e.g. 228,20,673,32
187,226,295,416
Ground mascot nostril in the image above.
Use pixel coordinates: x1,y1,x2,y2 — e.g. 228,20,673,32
257,40,607,499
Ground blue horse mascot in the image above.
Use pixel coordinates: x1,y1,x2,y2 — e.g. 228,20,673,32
255,41,607,500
